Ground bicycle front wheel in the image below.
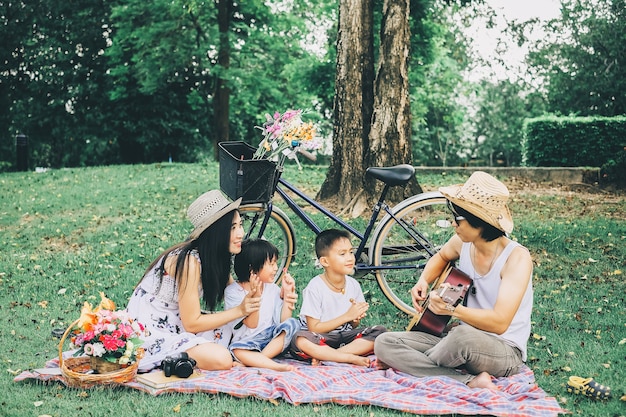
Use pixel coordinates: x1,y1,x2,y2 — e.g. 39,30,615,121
239,204,296,284
370,192,453,316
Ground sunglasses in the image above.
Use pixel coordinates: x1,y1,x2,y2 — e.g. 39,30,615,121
447,200,466,223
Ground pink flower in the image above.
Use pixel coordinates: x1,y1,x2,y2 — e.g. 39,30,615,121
83,330,95,342
100,334,122,351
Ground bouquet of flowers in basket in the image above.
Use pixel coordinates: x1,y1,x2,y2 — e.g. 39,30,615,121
253,109,319,161
70,292,145,367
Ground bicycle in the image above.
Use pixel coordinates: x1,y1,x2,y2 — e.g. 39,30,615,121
218,141,455,316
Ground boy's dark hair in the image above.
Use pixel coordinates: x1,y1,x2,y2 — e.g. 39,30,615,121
451,203,505,242
315,229,351,258
233,238,279,282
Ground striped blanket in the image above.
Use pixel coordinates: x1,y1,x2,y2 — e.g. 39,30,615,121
15,357,566,416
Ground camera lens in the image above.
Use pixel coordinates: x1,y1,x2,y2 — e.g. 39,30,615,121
175,361,194,378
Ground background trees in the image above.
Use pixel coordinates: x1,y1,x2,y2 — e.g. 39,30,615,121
527,0,626,116
1,0,624,184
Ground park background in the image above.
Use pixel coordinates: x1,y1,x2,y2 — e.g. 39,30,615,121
1,0,624,416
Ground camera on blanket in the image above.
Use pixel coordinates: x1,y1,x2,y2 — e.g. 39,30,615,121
161,352,196,378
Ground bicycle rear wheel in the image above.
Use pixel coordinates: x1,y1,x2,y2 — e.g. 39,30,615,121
239,204,296,284
370,192,453,315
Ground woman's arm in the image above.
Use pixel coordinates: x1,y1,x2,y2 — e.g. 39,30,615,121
242,274,262,329
174,254,260,333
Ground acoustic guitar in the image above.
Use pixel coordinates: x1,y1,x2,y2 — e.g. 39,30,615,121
406,263,473,336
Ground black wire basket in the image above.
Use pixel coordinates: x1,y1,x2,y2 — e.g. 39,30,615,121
218,141,279,204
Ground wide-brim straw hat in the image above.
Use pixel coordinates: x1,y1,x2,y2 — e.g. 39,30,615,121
438,171,514,234
187,190,241,240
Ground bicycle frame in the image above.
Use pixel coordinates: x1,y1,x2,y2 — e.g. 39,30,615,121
257,176,434,274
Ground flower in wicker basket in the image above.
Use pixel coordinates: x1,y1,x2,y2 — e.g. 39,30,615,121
253,109,319,161
69,292,145,373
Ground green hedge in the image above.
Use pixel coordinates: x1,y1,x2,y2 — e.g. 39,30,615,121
523,116,626,167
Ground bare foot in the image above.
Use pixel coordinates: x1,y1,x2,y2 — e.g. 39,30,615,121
467,372,498,390
347,354,371,367
231,361,244,368
311,358,322,366
271,363,295,372
373,359,390,370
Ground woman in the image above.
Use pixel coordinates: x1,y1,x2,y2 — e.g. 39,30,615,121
374,171,533,390
126,190,261,372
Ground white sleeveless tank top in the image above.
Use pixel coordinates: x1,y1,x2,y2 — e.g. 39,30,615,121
458,240,533,361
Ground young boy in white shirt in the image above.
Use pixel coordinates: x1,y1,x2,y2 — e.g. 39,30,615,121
290,229,386,366
225,239,299,371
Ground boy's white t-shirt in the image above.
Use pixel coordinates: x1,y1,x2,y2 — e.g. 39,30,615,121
224,281,283,343
298,274,365,333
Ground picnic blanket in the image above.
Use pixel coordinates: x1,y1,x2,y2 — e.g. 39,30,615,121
15,357,567,417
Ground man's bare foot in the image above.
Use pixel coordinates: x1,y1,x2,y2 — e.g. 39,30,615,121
467,372,498,390
373,359,390,370
231,361,244,368
311,358,322,366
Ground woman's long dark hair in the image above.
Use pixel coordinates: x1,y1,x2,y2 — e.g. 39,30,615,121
139,210,237,312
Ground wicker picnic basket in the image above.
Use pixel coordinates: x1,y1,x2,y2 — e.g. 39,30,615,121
58,319,142,388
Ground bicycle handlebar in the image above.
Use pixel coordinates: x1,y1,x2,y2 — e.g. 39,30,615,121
296,148,317,162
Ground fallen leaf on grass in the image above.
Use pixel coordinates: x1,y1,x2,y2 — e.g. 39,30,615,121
173,404,181,413
620,394,626,402
7,368,22,376
33,401,43,407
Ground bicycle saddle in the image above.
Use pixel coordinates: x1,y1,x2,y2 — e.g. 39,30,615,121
366,164,415,186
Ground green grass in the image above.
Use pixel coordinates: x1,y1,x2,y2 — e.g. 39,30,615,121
1,162,624,417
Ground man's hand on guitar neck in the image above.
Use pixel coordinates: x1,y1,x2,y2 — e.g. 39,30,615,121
427,288,456,316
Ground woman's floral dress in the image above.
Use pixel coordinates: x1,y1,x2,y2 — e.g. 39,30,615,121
126,251,231,372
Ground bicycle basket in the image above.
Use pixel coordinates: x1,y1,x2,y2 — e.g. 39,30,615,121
218,141,278,204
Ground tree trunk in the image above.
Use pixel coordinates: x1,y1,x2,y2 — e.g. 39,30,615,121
368,0,421,201
213,0,232,157
318,0,374,207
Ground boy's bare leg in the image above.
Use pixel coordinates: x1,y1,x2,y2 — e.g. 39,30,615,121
296,338,370,366
335,338,374,356
261,332,286,359
232,349,294,372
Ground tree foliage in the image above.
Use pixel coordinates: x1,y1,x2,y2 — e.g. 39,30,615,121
527,0,626,116
1,0,332,168
2,0,622,173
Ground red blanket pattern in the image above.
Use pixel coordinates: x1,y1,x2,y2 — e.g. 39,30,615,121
15,357,566,416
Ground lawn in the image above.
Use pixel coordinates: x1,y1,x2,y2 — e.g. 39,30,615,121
1,161,624,417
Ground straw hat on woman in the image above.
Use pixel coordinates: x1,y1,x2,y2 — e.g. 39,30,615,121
375,172,534,390
126,190,263,372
